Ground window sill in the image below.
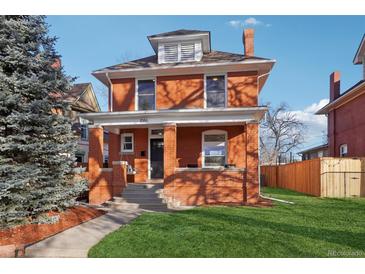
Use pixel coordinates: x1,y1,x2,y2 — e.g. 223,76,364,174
121,151,134,155
175,167,246,173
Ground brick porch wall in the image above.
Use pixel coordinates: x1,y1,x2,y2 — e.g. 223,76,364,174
88,126,128,205
164,170,245,205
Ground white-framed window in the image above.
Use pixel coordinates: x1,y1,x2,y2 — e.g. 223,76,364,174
340,144,348,157
80,124,88,141
202,130,227,167
75,153,84,163
205,75,226,108
136,79,156,110
121,133,134,153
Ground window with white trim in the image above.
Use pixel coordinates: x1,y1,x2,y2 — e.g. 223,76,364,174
80,124,88,141
202,130,227,167
137,79,155,110
339,144,348,157
205,75,226,108
121,133,134,153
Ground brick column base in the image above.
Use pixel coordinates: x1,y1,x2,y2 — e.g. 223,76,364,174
112,161,128,196
163,123,177,186
246,123,259,204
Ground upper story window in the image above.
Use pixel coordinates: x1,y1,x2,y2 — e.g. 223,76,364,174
205,75,226,108
339,144,348,157
159,41,201,64
137,79,155,110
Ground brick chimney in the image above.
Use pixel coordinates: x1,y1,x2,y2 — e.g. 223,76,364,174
243,29,254,56
330,71,341,102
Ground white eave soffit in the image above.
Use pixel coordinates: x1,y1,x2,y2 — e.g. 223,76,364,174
95,61,274,82
353,35,365,64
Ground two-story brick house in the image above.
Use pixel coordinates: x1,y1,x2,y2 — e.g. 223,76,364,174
81,29,275,206
316,34,365,157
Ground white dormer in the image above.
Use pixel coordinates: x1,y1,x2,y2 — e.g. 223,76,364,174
148,29,210,64
158,41,203,64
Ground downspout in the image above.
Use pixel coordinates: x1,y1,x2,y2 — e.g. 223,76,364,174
256,71,294,205
106,73,113,112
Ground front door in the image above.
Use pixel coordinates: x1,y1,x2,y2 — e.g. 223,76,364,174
150,138,164,179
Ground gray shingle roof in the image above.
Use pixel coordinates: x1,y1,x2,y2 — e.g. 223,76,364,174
148,29,209,39
95,50,272,72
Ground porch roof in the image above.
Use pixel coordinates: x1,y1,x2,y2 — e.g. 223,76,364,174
79,107,267,130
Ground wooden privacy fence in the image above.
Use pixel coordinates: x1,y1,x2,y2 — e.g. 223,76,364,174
261,157,365,197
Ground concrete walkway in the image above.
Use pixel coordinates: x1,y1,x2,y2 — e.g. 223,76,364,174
25,183,190,258
25,208,142,258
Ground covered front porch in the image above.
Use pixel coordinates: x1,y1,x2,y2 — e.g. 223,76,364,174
83,108,265,205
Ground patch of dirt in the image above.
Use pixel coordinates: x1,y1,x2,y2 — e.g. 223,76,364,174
0,206,105,246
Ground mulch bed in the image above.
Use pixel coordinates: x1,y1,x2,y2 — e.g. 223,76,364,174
0,206,105,247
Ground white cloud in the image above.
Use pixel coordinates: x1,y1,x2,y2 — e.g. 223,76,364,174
288,99,329,150
228,17,271,28
228,20,243,28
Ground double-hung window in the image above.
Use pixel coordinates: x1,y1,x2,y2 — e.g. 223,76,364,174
80,124,88,141
121,133,134,153
205,75,226,108
202,130,227,167
137,79,155,110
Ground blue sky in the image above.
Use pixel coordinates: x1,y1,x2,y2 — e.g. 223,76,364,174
46,16,365,151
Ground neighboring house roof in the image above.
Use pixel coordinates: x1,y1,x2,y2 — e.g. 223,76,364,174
147,29,210,38
64,83,101,113
297,144,328,155
353,34,365,65
95,50,272,72
316,80,365,114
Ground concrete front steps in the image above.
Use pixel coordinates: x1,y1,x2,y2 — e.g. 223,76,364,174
104,183,173,212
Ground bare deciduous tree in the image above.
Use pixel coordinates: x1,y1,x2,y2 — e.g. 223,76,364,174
260,103,306,165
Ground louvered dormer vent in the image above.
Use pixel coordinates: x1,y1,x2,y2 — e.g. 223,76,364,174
158,41,202,64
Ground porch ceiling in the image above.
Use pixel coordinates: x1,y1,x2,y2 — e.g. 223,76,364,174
79,107,267,129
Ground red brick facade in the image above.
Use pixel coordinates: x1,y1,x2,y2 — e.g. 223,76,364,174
328,85,365,157
326,72,365,157
110,73,259,112
157,75,204,109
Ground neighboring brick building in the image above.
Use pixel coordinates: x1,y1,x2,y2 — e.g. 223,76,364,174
316,34,365,157
81,29,275,205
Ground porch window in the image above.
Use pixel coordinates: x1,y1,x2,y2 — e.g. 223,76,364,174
340,144,348,157
205,75,226,108
80,124,88,141
137,79,155,110
202,130,227,167
121,133,134,153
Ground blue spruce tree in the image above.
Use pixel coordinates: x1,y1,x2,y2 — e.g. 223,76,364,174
0,16,87,228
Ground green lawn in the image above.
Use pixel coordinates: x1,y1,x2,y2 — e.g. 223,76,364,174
88,187,365,258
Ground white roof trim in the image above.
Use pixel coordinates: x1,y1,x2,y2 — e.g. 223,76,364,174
79,107,267,127
93,59,275,75
353,34,365,65
316,81,365,114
